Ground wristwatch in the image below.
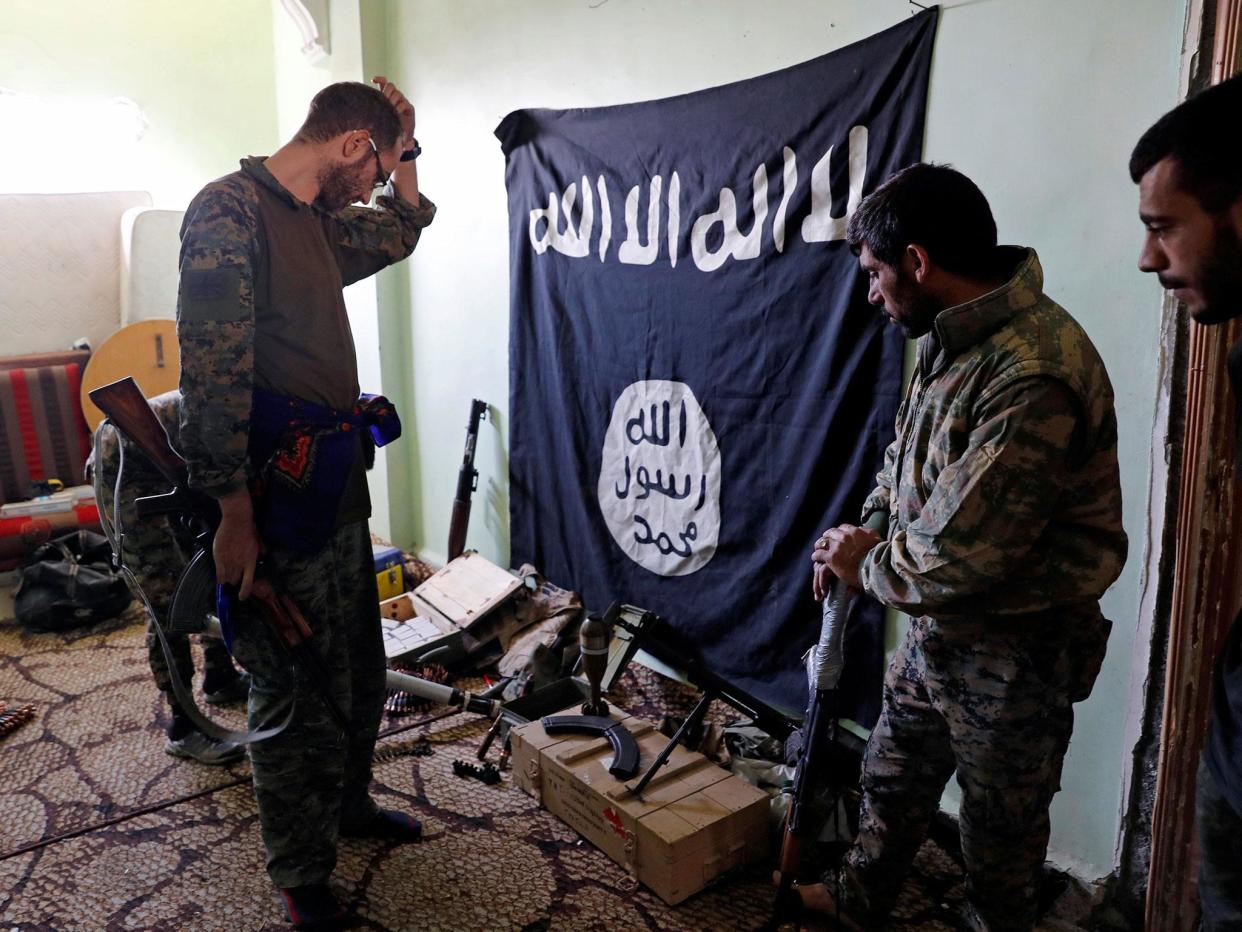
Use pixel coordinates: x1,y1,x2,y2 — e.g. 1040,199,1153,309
400,137,421,162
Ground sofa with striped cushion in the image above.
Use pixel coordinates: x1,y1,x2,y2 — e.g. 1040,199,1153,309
0,349,92,505
1,192,172,560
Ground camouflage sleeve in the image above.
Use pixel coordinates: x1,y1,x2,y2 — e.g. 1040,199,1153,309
91,421,189,606
331,188,436,287
859,376,1081,614
860,434,898,535
175,183,259,499
146,390,184,452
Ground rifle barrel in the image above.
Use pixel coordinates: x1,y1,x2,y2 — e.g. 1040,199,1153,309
446,398,489,561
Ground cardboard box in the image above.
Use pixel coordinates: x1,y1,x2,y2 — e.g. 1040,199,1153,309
510,709,769,905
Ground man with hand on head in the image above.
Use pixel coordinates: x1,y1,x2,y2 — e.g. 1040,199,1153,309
1131,73,1242,929
793,163,1127,931
176,77,433,929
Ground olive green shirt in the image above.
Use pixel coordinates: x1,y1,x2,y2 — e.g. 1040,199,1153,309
176,158,435,524
858,247,1128,618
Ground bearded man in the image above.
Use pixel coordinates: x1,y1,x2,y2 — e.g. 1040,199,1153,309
176,78,433,928
1131,72,1242,930
797,163,1127,931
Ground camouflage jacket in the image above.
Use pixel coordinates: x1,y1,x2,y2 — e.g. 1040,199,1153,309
858,247,1127,618
176,157,435,498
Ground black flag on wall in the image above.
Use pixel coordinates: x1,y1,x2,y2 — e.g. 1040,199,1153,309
498,9,938,720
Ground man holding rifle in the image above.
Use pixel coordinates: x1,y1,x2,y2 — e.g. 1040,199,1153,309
176,78,433,928
799,164,1127,930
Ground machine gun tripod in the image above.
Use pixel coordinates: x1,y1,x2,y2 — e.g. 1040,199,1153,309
590,602,797,797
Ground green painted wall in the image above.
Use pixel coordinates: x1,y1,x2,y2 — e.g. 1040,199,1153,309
378,0,1185,879
0,0,279,207
268,0,403,540
359,0,423,552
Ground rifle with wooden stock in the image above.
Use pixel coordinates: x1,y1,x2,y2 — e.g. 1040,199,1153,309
88,377,213,524
91,379,507,731
447,398,488,561
89,376,350,737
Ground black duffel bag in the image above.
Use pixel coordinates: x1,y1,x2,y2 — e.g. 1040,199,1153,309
14,530,132,632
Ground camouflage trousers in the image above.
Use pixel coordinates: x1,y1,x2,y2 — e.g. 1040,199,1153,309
834,611,1109,931
227,520,386,889
144,622,237,702
1197,755,1242,930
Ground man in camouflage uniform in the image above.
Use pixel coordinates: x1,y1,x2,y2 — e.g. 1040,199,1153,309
176,78,434,927
799,164,1127,931
88,389,248,765
1131,74,1242,930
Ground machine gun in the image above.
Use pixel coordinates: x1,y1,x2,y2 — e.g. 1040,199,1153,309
585,602,798,799
446,398,489,561
602,602,796,742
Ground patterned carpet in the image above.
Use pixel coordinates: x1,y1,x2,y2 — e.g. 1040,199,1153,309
0,600,1088,931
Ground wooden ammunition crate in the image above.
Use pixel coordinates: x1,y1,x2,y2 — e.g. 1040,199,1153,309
378,552,523,664
510,710,769,905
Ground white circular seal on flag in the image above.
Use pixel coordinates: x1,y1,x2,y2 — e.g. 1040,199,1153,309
597,380,721,576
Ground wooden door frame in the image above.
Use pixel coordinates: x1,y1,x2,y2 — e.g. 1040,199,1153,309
1146,3,1242,927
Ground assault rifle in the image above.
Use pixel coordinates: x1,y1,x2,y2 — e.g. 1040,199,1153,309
770,579,856,926
89,376,350,737
90,377,504,733
446,398,489,561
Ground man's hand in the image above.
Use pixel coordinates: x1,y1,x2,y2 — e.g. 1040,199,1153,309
811,530,835,601
213,489,260,600
250,579,313,647
372,76,415,145
372,75,420,205
811,524,882,598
